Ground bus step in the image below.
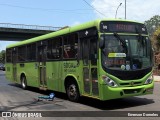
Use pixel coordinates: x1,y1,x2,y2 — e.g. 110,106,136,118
39,87,47,91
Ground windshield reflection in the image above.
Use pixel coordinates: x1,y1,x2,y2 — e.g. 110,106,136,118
101,35,152,71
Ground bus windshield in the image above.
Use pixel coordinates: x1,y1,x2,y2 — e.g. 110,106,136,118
101,35,152,71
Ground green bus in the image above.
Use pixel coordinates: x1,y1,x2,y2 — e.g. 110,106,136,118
5,19,154,102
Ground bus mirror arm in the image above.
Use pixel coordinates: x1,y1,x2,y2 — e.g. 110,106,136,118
99,34,105,49
99,39,105,49
77,59,80,66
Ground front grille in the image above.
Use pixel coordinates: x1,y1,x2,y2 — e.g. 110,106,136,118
120,82,142,86
123,88,141,94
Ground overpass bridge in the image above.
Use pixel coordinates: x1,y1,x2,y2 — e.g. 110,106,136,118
0,23,62,41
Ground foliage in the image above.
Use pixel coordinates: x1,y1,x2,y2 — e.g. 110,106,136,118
0,50,6,64
152,27,160,52
145,15,160,52
144,15,160,36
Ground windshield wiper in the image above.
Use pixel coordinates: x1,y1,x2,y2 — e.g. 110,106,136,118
135,26,143,42
113,32,128,53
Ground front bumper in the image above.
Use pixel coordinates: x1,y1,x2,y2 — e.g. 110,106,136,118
99,82,154,100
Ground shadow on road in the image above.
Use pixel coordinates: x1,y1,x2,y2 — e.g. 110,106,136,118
8,83,154,110
8,83,68,100
79,96,154,110
0,100,66,111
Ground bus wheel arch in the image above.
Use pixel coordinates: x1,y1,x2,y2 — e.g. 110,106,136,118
64,76,80,102
20,73,27,90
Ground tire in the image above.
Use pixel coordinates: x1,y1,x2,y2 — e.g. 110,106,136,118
21,76,27,90
66,81,80,102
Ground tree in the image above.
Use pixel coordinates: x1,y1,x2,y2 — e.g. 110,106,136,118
145,15,160,75
0,50,6,64
152,27,160,52
144,15,160,36
152,27,160,75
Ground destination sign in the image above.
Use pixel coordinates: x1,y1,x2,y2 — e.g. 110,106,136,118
100,21,148,34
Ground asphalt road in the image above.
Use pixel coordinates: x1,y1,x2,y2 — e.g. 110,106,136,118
0,70,160,120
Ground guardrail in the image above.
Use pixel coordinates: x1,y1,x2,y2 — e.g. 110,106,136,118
0,23,62,31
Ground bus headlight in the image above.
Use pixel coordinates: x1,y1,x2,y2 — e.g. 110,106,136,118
144,75,153,85
102,76,118,87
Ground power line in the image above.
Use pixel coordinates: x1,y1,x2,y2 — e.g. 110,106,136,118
0,3,93,14
82,0,107,17
0,2,113,16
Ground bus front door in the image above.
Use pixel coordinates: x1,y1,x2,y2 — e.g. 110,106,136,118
38,44,47,90
12,49,17,82
81,37,99,97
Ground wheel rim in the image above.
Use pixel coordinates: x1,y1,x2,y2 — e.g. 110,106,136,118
22,78,26,88
68,84,77,99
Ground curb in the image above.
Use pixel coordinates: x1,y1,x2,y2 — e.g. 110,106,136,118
153,75,160,82
154,80,160,82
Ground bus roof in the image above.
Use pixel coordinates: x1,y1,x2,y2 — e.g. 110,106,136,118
6,19,144,49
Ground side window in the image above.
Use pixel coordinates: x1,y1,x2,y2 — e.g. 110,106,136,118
47,38,62,60
18,46,26,62
27,44,31,61
32,43,36,60
81,39,89,65
63,33,78,59
27,43,36,61
90,38,97,65
6,49,12,63
12,48,17,63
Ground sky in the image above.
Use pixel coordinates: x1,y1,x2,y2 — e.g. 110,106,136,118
0,0,160,51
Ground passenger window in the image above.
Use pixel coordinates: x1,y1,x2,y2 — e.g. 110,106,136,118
18,46,26,62
63,34,78,59
90,38,97,65
27,43,36,61
47,38,62,59
6,49,12,63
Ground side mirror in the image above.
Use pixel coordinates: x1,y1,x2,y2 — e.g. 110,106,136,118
99,39,105,49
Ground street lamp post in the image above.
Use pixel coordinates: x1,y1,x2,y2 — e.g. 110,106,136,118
115,3,122,19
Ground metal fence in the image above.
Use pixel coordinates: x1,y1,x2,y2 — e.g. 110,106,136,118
0,23,61,31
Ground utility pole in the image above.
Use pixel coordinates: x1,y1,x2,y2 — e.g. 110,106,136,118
125,0,126,19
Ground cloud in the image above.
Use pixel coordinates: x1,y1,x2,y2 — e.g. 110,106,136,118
71,21,81,26
91,0,160,22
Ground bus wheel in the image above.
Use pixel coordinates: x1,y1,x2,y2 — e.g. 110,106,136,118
66,82,80,102
21,76,27,90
